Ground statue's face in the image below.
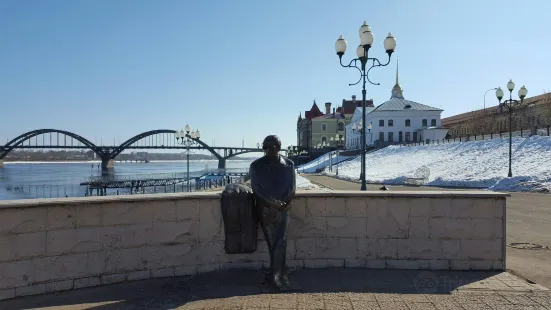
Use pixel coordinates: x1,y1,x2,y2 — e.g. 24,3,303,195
263,139,280,158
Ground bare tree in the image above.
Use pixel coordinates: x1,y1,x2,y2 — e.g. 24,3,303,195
540,91,551,127
467,109,492,136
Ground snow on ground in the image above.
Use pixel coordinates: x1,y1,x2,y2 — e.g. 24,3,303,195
296,172,318,189
305,136,551,192
297,151,353,173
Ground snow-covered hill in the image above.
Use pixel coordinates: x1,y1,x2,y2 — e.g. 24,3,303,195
303,136,551,192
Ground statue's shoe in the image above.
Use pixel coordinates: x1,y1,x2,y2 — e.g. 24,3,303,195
270,274,285,289
281,273,291,287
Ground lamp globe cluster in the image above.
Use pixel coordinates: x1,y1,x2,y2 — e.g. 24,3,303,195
496,79,528,102
335,21,397,58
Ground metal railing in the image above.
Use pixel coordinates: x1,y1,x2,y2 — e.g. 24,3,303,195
86,168,249,183
399,126,550,147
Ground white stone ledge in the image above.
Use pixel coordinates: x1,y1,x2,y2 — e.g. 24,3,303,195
0,190,508,209
0,192,221,209
0,190,507,301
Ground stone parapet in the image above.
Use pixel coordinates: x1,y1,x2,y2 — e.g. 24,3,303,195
0,190,508,300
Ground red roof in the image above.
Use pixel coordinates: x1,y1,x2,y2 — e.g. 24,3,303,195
304,101,324,119
341,98,374,114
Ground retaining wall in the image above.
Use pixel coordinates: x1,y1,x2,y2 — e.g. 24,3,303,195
0,190,507,300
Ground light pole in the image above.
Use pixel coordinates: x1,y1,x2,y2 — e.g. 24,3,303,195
334,133,344,175
353,122,363,149
496,80,528,177
335,22,396,190
484,87,498,110
367,123,372,146
329,137,335,172
175,124,201,192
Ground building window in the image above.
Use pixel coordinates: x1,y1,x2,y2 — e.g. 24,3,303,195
379,132,385,142
413,132,418,141
431,119,436,127
321,123,327,131
322,136,327,144
422,119,427,127
379,120,384,127
399,131,403,142
388,120,394,127
405,119,411,127
388,132,394,142
405,132,411,142
337,122,344,131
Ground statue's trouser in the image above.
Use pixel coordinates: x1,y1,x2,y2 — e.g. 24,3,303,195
258,206,289,280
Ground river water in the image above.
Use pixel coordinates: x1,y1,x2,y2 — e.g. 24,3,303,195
0,160,253,200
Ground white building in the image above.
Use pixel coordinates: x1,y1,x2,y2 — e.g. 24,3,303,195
345,62,448,149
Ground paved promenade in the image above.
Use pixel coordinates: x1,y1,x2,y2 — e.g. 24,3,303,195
304,174,551,289
1,268,550,309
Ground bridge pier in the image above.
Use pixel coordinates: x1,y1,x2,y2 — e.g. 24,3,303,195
0,160,3,168
218,158,226,169
101,158,115,171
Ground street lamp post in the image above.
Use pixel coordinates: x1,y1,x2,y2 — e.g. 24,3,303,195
335,23,396,190
367,123,372,146
329,137,335,172
484,87,498,110
496,80,528,178
334,133,344,176
175,124,201,192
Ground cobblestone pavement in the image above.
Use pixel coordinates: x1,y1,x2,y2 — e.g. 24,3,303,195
2,269,550,310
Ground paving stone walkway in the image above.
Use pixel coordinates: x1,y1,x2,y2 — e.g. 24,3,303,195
2,268,549,310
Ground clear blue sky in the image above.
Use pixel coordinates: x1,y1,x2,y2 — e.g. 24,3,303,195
1,0,549,149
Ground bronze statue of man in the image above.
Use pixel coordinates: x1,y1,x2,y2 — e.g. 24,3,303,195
250,135,296,288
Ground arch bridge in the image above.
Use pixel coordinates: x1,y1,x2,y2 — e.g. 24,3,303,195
0,129,276,170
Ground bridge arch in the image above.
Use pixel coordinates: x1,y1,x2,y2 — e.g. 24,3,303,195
223,148,289,161
0,129,102,160
224,149,264,159
112,129,223,161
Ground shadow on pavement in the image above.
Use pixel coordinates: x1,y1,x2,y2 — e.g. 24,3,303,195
0,268,503,310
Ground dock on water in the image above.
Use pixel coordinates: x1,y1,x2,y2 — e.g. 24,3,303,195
80,168,249,196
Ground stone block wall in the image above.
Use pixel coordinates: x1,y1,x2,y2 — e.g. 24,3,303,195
0,190,507,300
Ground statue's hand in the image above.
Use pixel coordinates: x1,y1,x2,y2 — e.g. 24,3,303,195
267,198,284,210
282,202,292,211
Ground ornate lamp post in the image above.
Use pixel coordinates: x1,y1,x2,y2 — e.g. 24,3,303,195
175,124,201,192
496,80,528,177
335,21,396,190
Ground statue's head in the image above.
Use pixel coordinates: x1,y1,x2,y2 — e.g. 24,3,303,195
262,135,281,158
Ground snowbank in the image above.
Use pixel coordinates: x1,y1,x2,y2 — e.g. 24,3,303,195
312,136,551,192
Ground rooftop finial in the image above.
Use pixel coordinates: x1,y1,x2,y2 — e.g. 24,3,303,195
390,57,404,99
395,57,399,85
